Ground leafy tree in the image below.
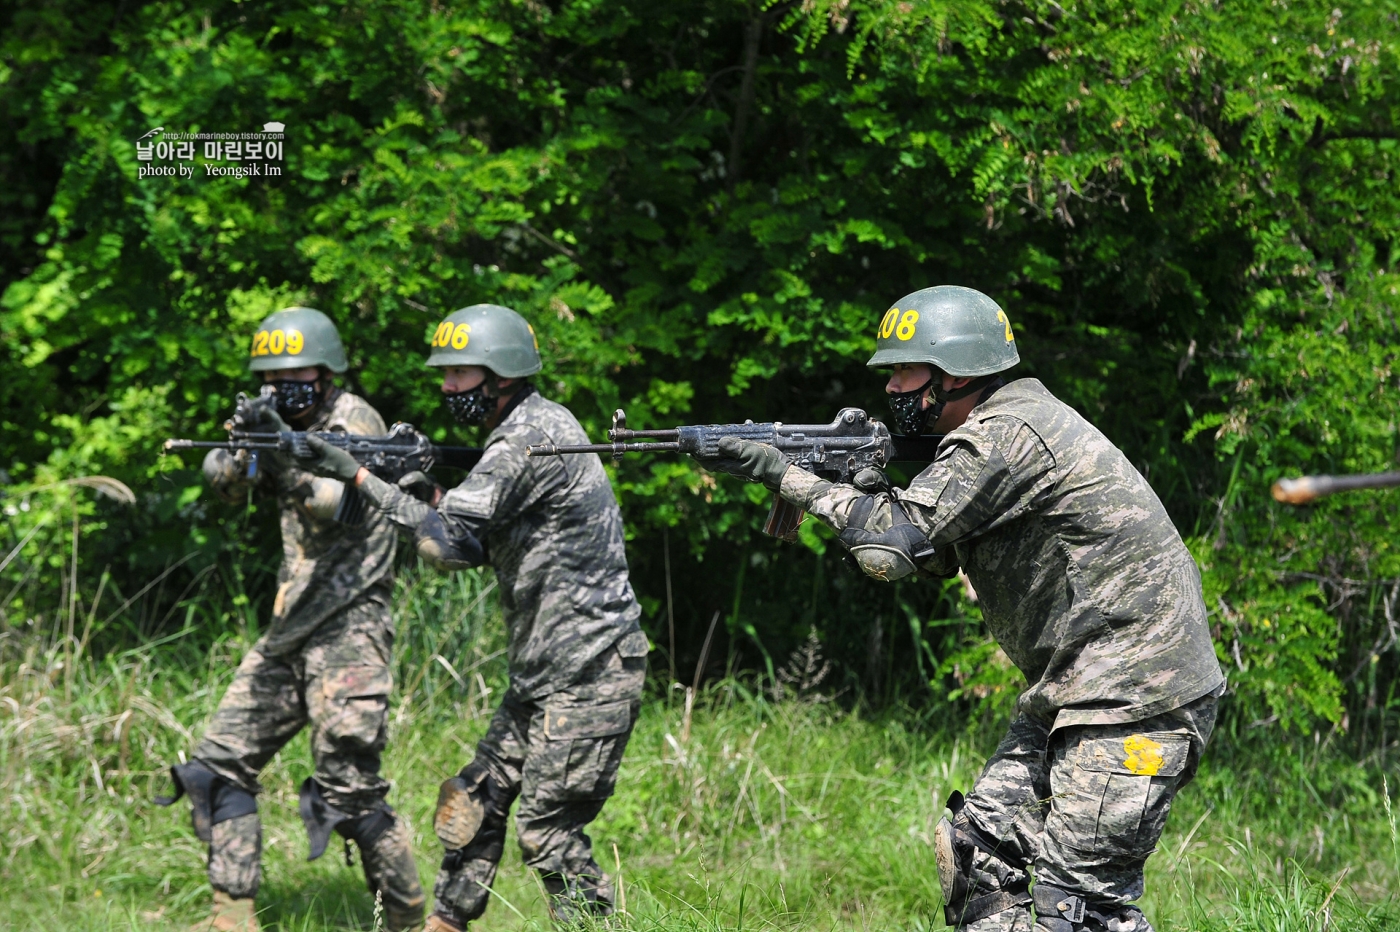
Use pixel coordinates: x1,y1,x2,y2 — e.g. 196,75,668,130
2,0,1397,732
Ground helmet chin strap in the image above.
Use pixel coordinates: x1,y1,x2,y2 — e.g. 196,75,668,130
931,373,997,409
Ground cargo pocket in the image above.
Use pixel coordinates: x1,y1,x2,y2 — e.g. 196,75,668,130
318,665,393,753
543,699,635,800
1045,731,1191,859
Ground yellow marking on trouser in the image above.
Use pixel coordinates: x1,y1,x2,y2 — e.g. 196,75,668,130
1122,735,1164,776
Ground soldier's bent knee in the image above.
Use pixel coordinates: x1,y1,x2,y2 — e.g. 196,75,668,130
935,791,1031,929
298,777,396,861
156,759,257,842
436,761,510,867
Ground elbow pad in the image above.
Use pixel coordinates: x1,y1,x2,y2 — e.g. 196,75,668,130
414,510,484,570
838,495,936,583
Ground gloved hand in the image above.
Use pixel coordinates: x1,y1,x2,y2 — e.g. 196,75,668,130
397,470,445,505
247,403,290,433
852,467,891,493
203,448,252,503
229,389,290,433
297,435,363,482
711,437,790,491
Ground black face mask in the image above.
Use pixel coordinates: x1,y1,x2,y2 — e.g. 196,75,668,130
445,384,493,426
887,374,1003,435
270,380,321,418
887,377,935,435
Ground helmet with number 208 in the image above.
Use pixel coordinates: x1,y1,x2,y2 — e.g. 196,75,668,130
866,285,1020,377
425,304,543,377
247,307,349,373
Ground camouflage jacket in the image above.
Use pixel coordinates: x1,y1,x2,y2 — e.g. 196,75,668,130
261,389,397,657
781,378,1224,730
373,388,644,698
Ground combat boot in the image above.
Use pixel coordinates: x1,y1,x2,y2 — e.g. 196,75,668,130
189,890,259,932
423,914,464,932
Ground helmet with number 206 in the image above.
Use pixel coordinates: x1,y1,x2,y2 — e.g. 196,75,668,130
866,285,1020,377
247,307,349,373
425,304,543,377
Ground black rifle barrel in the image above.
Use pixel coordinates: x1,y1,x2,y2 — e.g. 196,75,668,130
1273,471,1400,505
527,441,683,457
164,439,282,451
609,428,681,441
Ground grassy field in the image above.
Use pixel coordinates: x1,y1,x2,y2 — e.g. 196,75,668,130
3,565,1399,931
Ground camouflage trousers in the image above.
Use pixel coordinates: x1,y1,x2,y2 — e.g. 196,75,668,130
950,689,1220,931
190,591,424,925
431,636,647,928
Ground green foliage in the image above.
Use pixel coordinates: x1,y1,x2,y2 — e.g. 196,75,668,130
2,0,1399,731
2,577,1399,929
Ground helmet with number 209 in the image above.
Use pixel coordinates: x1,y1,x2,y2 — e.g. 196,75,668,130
866,285,1020,377
425,304,543,378
247,307,349,373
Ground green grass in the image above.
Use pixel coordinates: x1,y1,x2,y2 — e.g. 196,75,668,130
3,564,1399,931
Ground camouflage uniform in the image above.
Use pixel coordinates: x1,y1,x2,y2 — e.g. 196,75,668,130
781,379,1225,930
364,387,646,929
186,389,424,927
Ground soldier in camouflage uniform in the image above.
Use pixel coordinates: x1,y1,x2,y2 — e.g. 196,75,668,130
296,304,647,932
714,287,1225,932
161,308,424,932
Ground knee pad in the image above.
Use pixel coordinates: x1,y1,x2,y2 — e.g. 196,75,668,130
156,760,256,843
297,777,394,861
435,761,508,864
837,495,936,582
935,791,1031,929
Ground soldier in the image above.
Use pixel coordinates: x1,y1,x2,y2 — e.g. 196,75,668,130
294,304,648,932
713,286,1226,932
161,308,424,932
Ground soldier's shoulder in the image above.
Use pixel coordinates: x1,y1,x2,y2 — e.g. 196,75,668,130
328,391,387,435
494,391,586,446
975,379,1082,432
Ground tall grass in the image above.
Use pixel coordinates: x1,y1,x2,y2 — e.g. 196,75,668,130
2,554,1399,930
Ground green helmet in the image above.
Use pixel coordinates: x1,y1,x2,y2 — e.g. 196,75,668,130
425,304,542,377
866,286,1020,377
247,307,348,373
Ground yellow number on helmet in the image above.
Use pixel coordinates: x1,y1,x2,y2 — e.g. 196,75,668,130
878,308,899,340
895,309,919,341
268,329,286,355
252,330,269,356
528,323,539,350
432,321,451,346
996,310,1014,342
451,322,471,349
286,330,304,355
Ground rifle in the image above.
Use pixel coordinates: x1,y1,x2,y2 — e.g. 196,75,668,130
1271,471,1400,504
526,407,943,539
163,421,484,479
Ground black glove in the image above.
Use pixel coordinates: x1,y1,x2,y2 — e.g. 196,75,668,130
711,437,790,492
246,403,290,433
229,388,289,433
852,467,891,494
297,435,362,482
397,470,444,504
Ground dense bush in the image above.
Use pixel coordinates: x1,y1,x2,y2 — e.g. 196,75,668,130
2,0,1397,734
